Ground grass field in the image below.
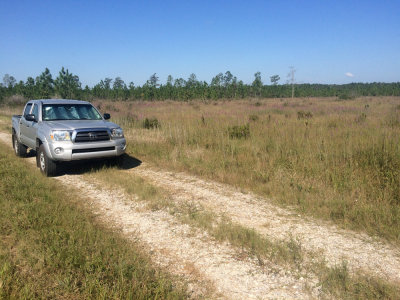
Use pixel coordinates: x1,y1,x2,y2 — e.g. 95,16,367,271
1,96,399,298
94,96,400,244
0,141,185,299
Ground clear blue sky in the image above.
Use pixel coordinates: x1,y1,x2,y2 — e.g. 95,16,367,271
0,0,399,86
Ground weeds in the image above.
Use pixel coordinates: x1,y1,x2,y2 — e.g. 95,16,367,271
249,114,259,122
143,117,161,129
297,111,313,119
338,94,356,100
356,112,367,123
228,124,250,139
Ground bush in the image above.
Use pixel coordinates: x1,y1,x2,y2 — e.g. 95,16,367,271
143,118,160,129
249,114,259,122
228,124,250,139
338,94,356,100
297,111,313,120
3,95,26,107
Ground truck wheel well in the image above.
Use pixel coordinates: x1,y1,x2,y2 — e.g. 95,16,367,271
36,138,43,149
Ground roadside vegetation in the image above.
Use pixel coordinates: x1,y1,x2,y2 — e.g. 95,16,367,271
0,142,185,299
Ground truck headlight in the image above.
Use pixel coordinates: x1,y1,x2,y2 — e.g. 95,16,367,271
111,127,124,138
50,130,71,141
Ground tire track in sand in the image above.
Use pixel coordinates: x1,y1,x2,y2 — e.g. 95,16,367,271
130,165,400,284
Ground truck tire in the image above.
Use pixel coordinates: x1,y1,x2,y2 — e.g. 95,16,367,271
38,144,57,177
12,134,27,157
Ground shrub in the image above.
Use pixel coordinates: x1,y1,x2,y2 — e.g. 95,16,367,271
338,94,356,100
228,124,250,139
4,95,26,107
249,114,259,122
143,117,160,129
297,111,313,120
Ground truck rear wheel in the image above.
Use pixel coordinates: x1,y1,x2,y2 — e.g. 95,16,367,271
12,134,27,157
38,144,57,177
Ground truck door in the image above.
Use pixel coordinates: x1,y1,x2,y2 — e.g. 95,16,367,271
20,103,32,145
24,103,39,149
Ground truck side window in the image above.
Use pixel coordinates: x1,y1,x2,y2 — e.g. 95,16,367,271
23,103,32,117
32,104,39,121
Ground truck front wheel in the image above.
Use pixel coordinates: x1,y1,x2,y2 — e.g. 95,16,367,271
12,134,27,157
38,144,57,177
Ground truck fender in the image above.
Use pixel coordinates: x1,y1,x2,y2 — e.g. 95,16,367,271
12,127,20,142
36,137,54,161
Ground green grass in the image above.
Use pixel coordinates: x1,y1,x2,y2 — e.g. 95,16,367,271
0,142,185,299
87,167,400,299
93,97,400,244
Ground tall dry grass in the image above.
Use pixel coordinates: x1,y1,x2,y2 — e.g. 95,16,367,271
99,97,400,243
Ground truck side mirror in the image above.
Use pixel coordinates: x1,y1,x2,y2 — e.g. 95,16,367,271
103,113,111,120
25,114,36,122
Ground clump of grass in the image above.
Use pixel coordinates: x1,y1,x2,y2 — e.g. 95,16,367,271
249,114,259,122
297,111,313,119
318,261,399,299
143,117,161,129
356,112,367,123
228,124,250,139
327,120,337,128
0,143,185,299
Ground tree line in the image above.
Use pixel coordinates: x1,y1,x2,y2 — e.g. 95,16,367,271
1,67,400,103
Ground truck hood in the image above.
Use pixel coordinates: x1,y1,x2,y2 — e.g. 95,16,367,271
43,120,120,131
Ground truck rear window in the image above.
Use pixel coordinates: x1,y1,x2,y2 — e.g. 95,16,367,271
42,104,102,121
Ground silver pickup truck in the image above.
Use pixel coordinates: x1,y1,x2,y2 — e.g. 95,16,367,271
12,99,126,176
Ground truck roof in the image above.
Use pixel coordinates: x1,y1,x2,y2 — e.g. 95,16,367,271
28,99,90,105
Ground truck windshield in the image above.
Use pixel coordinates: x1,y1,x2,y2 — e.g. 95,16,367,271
42,104,102,121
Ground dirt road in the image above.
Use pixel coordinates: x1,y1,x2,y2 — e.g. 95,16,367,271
1,130,399,299
131,166,400,283
0,132,317,299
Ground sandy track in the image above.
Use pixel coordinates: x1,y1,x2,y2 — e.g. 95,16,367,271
131,166,400,284
0,132,317,299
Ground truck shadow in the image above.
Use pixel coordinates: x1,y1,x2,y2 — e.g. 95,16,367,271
57,154,142,176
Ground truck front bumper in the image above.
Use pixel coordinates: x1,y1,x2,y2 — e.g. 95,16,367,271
46,138,126,161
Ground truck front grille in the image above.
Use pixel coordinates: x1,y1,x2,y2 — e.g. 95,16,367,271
72,146,115,154
75,131,110,143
